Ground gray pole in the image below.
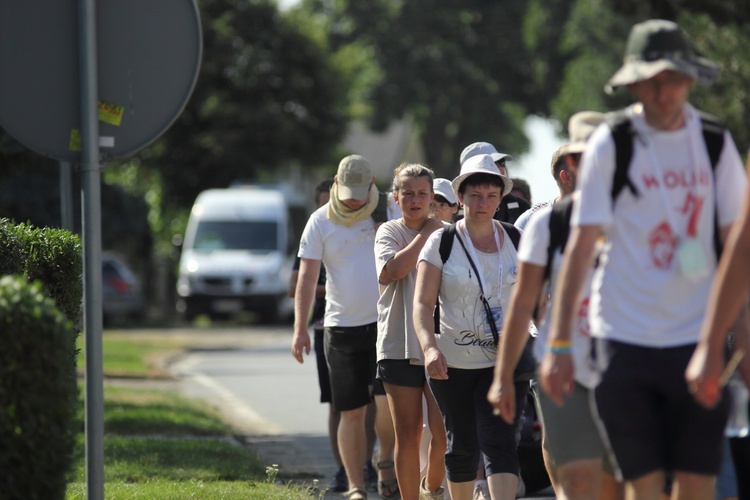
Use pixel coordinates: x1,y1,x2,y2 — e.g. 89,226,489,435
59,161,74,231
79,0,104,498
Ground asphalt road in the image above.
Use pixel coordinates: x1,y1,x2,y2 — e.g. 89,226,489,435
163,324,554,499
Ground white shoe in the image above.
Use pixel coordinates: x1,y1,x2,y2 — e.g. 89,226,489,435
472,480,490,500
420,476,446,499
516,475,526,498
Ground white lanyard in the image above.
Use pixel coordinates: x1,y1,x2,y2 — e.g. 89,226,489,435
458,219,503,303
638,107,704,238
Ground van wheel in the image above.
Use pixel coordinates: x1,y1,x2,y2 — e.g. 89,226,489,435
176,299,196,322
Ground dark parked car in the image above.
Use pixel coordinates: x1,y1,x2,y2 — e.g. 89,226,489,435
102,252,144,324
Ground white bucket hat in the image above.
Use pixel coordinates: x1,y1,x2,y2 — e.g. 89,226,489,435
459,142,512,166
451,154,513,197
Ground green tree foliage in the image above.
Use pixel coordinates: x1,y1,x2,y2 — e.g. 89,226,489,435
136,0,351,212
549,1,750,153
302,0,574,176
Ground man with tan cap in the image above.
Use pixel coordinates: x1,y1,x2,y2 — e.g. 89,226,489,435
292,154,381,499
514,112,605,231
540,20,747,499
487,111,622,500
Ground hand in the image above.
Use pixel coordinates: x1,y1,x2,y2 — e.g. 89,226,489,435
424,346,448,380
539,352,574,406
422,216,445,235
487,377,516,425
291,329,311,364
685,341,724,408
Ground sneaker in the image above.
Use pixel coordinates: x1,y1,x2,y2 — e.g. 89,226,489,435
515,475,526,498
364,461,378,492
472,479,490,500
419,476,446,499
329,466,348,492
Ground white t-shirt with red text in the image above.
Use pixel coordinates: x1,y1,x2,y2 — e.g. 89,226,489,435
573,103,747,347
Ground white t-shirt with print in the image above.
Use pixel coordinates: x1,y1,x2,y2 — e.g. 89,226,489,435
298,204,379,327
419,220,523,369
573,103,747,347
519,203,597,388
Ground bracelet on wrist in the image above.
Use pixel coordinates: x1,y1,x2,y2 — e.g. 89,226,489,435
547,339,572,349
546,345,572,354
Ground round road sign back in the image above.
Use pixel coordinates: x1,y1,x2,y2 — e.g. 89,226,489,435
0,0,202,162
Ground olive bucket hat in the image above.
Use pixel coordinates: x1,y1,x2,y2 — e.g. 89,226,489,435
605,19,720,94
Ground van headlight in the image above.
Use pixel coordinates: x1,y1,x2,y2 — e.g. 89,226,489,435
177,276,192,296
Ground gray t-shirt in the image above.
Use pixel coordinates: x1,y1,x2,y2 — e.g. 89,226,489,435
375,219,425,364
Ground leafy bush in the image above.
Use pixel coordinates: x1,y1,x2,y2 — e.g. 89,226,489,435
0,218,82,323
0,275,78,499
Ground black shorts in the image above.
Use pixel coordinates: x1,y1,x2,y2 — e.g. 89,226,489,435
324,323,377,412
377,359,426,388
593,339,730,481
313,328,332,404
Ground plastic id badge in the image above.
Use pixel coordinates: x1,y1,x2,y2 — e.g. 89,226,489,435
676,237,710,281
484,306,504,340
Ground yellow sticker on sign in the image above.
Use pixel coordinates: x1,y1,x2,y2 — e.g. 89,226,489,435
69,129,82,151
98,100,124,126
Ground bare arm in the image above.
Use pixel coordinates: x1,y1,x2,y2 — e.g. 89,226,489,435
413,260,448,379
488,262,545,424
687,186,750,404
540,225,601,405
379,217,444,285
289,269,325,299
291,258,322,364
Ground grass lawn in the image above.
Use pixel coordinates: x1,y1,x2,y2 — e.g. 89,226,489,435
67,333,320,499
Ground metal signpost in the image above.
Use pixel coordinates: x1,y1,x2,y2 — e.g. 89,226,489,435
0,1,201,498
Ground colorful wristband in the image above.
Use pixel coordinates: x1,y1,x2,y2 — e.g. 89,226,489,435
547,339,572,349
546,345,572,354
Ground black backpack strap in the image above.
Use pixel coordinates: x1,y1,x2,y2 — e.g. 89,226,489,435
698,111,726,260
439,223,457,264
371,192,390,224
434,223,457,333
545,195,575,282
499,221,521,250
608,110,640,205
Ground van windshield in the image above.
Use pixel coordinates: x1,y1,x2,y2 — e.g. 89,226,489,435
192,221,278,252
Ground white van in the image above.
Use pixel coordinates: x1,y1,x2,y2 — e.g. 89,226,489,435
176,186,304,322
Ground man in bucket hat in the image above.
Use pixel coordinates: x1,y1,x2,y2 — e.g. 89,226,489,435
540,19,748,499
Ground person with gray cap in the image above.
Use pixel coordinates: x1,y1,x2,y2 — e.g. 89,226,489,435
487,111,623,500
292,154,382,500
414,154,535,500
460,142,531,224
540,20,747,499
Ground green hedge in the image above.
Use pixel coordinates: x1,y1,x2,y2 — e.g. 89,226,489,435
0,275,78,498
0,219,82,498
0,219,82,322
